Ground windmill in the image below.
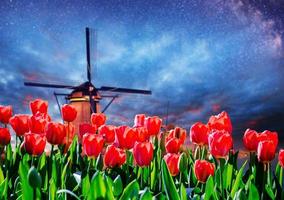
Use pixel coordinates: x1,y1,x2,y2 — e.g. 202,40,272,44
24,27,151,130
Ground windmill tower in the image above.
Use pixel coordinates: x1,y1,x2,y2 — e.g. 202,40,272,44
24,27,151,132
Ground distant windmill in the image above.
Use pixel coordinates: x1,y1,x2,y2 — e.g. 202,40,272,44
24,27,151,130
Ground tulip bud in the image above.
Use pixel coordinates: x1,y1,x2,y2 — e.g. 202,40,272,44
165,138,182,153
24,132,46,156
133,141,153,167
0,105,13,124
144,116,162,136
194,160,215,183
190,122,210,146
46,122,66,145
9,114,29,136
91,113,106,128
0,128,11,146
133,114,145,127
208,130,233,159
243,129,259,152
257,140,277,163
163,153,180,176
28,166,42,188
30,99,48,115
104,145,126,168
207,111,232,134
82,133,104,158
98,125,116,143
61,104,77,122
114,126,137,149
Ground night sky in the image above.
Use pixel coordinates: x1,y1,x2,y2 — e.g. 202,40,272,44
1,0,284,145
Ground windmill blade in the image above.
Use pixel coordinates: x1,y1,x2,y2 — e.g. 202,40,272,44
24,82,76,89
86,27,91,83
98,86,152,95
102,96,118,113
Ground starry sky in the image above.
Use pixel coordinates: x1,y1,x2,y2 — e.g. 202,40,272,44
1,0,284,145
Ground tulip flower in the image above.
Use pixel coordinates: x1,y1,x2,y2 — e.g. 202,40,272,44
258,130,278,147
79,123,97,141
28,115,47,134
243,129,259,152
62,123,75,150
104,144,126,168
30,99,48,115
194,160,215,183
114,126,137,149
24,132,46,156
9,114,29,136
46,122,66,145
207,111,232,134
0,128,11,146
82,133,104,158
257,140,277,163
91,113,106,128
144,116,162,136
0,105,13,124
167,127,186,144
135,127,149,142
278,149,284,168
164,153,180,176
190,122,210,146
98,125,116,143
208,130,233,159
134,114,145,127
165,138,182,153
133,141,153,167
61,104,77,122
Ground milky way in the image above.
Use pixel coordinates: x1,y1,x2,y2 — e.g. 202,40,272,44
0,0,284,144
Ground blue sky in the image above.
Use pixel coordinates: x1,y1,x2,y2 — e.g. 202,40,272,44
0,0,284,143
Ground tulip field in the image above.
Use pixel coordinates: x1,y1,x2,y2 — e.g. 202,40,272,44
0,99,284,200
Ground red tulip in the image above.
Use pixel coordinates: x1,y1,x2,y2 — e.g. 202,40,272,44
91,113,106,128
28,115,47,134
165,138,182,153
0,105,13,124
134,114,145,127
208,130,233,158
24,132,46,156
79,123,97,141
98,125,116,143
104,144,126,168
194,160,215,183
30,99,48,115
9,114,29,136
258,130,278,147
166,127,187,144
114,126,137,149
133,141,153,167
61,104,77,122
46,122,66,145
0,128,11,146
190,122,210,146
135,127,149,142
63,123,75,150
257,140,277,163
82,133,104,158
164,153,180,176
278,149,284,168
144,116,162,136
208,111,232,134
243,129,259,152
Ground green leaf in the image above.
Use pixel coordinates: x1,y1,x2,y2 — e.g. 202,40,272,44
231,161,247,199
113,175,123,197
225,163,233,190
19,160,33,200
180,184,187,200
49,178,57,200
119,179,140,200
248,183,259,200
82,174,90,198
233,188,246,200
265,184,275,200
0,166,4,184
140,187,153,200
88,172,106,199
161,160,180,200
57,189,80,200
179,153,188,173
204,176,214,200
104,175,115,200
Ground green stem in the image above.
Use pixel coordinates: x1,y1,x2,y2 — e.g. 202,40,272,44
33,188,36,200
219,158,225,199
